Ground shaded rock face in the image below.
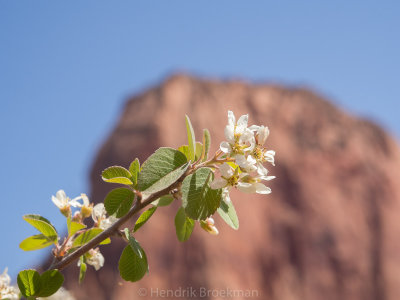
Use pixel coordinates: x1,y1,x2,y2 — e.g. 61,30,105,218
65,75,400,300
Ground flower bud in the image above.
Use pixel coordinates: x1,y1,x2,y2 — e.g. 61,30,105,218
200,218,219,235
72,211,82,223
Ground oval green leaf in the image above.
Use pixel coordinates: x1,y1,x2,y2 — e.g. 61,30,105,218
202,129,211,161
67,217,87,237
19,234,55,251
185,115,196,161
37,269,64,297
217,198,239,230
133,207,157,232
102,166,133,185
118,244,148,282
72,228,111,247
123,228,142,258
174,207,195,242
23,214,58,240
178,143,203,161
129,158,140,185
151,194,174,207
104,188,135,218
17,269,41,298
181,168,222,220
137,147,188,194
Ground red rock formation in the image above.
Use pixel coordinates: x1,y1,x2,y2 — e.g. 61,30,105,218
63,74,400,300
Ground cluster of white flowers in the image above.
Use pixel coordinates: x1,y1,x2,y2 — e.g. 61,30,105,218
52,190,116,272
0,268,19,299
211,111,275,202
51,190,117,229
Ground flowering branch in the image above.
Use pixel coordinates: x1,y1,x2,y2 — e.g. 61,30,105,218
48,176,183,271
5,111,275,299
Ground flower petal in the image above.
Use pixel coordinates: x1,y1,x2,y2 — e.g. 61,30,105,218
224,125,235,143
227,110,236,126
255,126,268,145
220,163,234,178
69,197,82,208
51,195,62,208
236,114,249,133
248,125,260,131
210,177,227,189
220,141,232,153
256,163,270,176
265,150,275,166
237,182,256,193
81,193,90,206
92,203,106,221
254,182,271,194
56,190,67,202
239,128,254,144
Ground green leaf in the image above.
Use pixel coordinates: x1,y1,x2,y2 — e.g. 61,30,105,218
134,207,157,232
79,256,87,284
129,158,140,185
137,147,188,194
185,115,196,161
217,198,239,230
37,269,64,297
178,143,203,161
67,217,87,236
119,244,148,282
123,228,142,258
72,228,111,247
195,142,203,161
181,168,222,220
17,269,64,298
17,269,41,298
23,214,58,241
102,166,133,185
151,194,174,207
202,129,211,161
19,234,55,251
174,207,195,242
104,188,135,218
177,145,190,159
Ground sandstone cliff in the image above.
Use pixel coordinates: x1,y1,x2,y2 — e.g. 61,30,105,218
64,74,400,300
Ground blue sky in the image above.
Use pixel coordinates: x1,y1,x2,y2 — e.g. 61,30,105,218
0,1,399,278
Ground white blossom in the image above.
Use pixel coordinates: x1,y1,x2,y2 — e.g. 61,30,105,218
248,125,276,171
51,190,83,210
86,248,105,271
0,268,19,300
210,163,253,193
92,203,118,230
77,248,105,271
234,154,257,173
239,173,275,194
220,111,255,156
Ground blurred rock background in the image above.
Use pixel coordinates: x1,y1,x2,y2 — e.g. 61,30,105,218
59,74,400,300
